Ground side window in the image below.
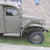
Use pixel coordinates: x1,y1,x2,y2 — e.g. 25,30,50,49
6,9,19,16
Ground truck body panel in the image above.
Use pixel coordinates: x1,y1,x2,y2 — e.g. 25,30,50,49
0,5,5,33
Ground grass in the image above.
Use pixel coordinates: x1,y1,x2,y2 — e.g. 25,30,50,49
0,31,50,47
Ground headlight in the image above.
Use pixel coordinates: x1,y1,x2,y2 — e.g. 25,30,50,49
39,20,44,24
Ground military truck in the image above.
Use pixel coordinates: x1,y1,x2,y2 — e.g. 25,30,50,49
0,2,49,44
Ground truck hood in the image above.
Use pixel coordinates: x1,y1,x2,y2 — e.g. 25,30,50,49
22,15,44,25
22,15,44,20
22,15,44,28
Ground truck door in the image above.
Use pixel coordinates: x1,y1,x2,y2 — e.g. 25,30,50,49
4,7,21,33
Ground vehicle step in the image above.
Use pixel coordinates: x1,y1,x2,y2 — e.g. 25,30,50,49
3,33,20,37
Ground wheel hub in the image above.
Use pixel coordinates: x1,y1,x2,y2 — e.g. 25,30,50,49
32,34,42,43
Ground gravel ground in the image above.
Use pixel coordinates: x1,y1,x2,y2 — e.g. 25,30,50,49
0,44,50,50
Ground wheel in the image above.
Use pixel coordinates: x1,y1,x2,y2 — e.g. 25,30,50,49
29,31,44,44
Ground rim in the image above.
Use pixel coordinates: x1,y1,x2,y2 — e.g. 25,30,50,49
32,34,42,43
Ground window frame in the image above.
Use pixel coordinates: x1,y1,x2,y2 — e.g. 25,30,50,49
5,6,19,17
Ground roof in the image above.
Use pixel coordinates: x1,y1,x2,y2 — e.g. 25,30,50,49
0,2,20,9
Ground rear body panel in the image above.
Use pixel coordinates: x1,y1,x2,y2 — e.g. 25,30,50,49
0,5,5,33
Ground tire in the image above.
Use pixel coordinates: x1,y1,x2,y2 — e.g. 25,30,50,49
29,31,44,44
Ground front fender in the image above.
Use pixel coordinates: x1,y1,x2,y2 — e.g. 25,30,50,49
21,24,49,36
28,24,49,33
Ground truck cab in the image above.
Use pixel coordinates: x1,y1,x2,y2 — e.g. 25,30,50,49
0,2,22,36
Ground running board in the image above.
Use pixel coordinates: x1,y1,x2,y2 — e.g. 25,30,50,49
3,33,20,37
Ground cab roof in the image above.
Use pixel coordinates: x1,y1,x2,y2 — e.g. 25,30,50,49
0,2,20,9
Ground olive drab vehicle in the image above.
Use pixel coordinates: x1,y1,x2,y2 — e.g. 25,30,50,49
0,2,49,44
